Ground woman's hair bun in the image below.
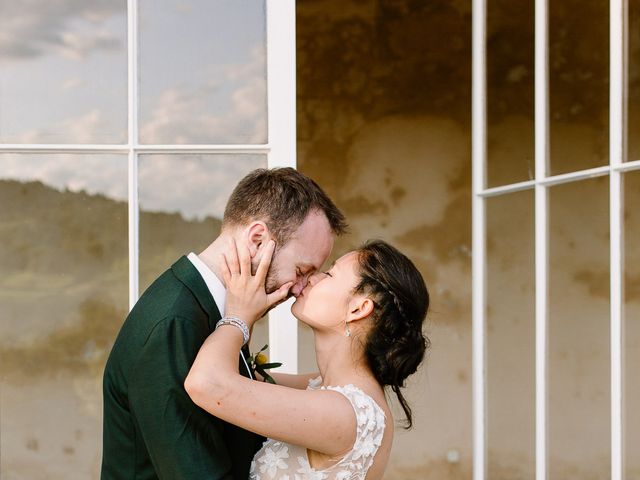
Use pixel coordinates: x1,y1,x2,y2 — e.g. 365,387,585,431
353,240,430,429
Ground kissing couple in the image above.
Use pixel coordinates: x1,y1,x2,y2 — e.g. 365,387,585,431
102,167,429,479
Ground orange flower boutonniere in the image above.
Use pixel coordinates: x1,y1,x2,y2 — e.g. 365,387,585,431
248,344,282,384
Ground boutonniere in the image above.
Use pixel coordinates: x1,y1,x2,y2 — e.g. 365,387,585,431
248,344,282,384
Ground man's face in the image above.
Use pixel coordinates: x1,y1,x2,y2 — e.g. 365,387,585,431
262,210,334,297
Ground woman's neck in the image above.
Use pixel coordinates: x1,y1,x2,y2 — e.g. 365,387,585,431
313,329,370,387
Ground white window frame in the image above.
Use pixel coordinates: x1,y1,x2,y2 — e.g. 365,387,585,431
0,0,299,372
472,1,638,479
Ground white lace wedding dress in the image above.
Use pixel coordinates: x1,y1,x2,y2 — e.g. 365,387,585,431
249,377,386,480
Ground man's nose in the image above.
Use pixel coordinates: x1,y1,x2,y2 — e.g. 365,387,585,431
291,277,310,297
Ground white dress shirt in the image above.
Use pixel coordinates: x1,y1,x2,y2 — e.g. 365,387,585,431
187,252,253,379
187,252,226,315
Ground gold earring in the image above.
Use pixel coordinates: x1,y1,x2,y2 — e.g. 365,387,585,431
345,321,351,337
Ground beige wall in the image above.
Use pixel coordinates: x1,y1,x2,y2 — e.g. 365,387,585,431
297,3,473,477
296,0,640,479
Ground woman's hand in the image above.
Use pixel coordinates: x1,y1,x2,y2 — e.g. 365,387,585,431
220,239,292,328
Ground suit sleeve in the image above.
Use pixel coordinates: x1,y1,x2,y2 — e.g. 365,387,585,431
129,316,234,479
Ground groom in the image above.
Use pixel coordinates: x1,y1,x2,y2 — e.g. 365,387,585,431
101,168,347,479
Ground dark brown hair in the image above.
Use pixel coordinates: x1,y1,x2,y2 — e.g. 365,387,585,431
353,240,430,429
222,168,348,244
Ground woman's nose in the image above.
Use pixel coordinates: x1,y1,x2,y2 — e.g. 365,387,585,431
307,272,324,286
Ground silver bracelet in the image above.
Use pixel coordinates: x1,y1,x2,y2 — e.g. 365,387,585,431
215,316,250,346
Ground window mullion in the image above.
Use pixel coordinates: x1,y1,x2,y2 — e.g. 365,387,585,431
534,0,549,479
135,145,270,154
128,0,139,308
472,0,487,478
609,0,627,479
265,0,298,374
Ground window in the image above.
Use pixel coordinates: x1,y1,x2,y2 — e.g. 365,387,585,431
0,1,296,476
473,0,640,479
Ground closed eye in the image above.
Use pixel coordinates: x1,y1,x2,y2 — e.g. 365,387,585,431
323,271,332,277
298,267,314,279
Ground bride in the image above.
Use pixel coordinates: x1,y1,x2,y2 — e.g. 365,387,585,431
185,238,429,479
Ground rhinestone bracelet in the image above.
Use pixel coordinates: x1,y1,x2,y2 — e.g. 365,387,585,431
215,316,250,345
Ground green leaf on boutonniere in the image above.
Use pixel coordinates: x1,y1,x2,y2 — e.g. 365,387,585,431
256,362,282,370
248,344,281,384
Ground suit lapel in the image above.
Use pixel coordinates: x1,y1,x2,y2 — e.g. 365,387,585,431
171,255,222,331
171,256,254,379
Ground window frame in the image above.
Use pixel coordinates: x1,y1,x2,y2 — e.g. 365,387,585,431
472,0,637,479
0,0,299,372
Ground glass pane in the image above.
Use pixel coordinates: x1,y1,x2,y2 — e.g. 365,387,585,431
487,0,535,187
138,0,267,144
138,154,267,293
486,190,535,479
0,2,127,144
624,171,640,479
0,154,128,478
548,1,609,175
548,178,610,479
629,0,640,162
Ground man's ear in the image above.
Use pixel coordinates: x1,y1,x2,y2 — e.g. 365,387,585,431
347,296,374,323
244,221,270,257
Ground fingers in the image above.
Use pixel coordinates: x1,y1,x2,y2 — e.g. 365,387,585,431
266,281,293,308
219,253,231,285
237,239,252,276
226,239,241,276
256,240,276,284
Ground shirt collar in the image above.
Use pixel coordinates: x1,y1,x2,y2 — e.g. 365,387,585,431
187,252,225,315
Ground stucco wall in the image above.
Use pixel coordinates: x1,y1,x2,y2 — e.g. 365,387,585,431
295,1,640,478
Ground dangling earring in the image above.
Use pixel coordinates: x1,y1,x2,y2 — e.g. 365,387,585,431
345,321,351,337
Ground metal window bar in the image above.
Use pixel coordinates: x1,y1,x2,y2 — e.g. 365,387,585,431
477,160,640,198
473,0,631,479
534,1,549,480
609,1,627,480
471,0,487,479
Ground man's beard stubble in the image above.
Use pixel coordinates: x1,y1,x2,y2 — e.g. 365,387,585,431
251,254,282,295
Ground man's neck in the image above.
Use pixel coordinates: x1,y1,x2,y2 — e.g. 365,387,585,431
196,236,230,288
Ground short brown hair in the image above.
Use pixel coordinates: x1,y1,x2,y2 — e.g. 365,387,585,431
222,167,348,244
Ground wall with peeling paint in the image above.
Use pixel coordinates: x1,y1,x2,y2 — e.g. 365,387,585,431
295,0,640,479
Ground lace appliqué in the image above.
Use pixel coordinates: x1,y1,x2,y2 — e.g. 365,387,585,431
249,378,386,480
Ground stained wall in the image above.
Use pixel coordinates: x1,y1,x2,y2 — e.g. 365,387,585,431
295,0,640,478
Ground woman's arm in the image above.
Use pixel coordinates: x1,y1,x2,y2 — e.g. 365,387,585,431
185,327,355,456
261,371,320,389
185,240,356,456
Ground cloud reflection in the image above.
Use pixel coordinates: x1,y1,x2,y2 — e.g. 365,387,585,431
0,0,124,62
1,154,267,220
1,154,128,201
140,47,267,144
138,154,266,220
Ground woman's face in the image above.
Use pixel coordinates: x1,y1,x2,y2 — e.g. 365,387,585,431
291,251,361,332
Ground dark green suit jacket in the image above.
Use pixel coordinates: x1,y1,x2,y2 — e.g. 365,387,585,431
101,256,263,479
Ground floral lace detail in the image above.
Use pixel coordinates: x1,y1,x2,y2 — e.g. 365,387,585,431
249,378,385,480
254,442,290,478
